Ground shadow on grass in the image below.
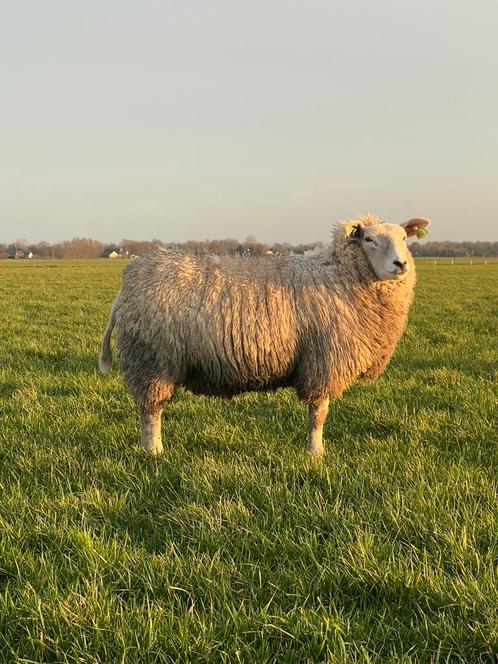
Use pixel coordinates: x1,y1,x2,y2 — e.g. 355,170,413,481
15,347,100,375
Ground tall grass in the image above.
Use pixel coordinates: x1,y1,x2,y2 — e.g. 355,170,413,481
0,259,496,662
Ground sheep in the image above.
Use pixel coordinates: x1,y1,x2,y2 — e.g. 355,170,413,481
99,215,430,456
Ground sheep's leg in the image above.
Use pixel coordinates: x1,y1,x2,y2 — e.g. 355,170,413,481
138,403,164,456
308,398,329,456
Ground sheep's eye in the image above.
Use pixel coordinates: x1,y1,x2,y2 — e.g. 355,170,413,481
365,237,376,245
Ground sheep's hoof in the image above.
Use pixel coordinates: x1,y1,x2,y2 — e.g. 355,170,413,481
307,447,325,458
141,442,164,456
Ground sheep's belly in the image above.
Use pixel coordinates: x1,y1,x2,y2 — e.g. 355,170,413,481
183,367,295,397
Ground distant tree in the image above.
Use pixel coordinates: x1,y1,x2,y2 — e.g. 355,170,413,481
183,240,206,255
410,240,498,257
241,235,268,256
269,242,292,256
51,242,64,259
3,235,497,260
31,241,56,258
56,237,103,259
204,238,240,255
121,239,166,256
7,243,18,258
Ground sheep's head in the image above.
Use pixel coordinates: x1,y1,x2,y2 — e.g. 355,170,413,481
344,216,431,281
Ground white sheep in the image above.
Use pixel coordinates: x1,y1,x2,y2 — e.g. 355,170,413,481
100,215,430,456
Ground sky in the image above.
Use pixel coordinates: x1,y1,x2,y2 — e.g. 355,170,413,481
1,0,497,244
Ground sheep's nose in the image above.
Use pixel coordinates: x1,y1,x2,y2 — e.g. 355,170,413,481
393,260,407,270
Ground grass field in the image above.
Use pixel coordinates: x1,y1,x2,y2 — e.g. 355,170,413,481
0,259,497,663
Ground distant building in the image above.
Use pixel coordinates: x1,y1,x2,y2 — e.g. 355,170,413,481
108,251,120,259
14,249,33,259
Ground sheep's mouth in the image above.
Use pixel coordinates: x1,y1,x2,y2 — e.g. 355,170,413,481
387,269,408,280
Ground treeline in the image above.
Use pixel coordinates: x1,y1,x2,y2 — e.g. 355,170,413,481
410,241,498,257
2,237,498,260
0,236,322,259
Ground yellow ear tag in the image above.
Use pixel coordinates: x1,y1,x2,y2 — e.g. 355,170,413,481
416,227,429,239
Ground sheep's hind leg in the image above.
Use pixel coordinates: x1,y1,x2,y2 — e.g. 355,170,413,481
308,398,329,456
136,382,174,456
138,403,164,456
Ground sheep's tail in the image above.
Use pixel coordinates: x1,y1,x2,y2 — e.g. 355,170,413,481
99,295,120,373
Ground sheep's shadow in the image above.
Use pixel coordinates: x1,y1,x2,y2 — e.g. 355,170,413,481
74,392,404,556
21,347,99,375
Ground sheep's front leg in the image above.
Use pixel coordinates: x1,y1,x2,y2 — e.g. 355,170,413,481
308,398,329,456
138,403,164,456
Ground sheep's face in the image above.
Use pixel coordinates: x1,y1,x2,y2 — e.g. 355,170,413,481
345,217,431,281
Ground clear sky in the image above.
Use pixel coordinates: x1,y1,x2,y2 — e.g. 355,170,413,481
1,0,497,244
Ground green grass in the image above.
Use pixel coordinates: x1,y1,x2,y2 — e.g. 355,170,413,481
0,259,497,663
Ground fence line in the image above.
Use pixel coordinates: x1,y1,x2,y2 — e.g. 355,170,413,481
414,257,495,265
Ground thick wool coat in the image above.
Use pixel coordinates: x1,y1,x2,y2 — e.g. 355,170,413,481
103,216,415,410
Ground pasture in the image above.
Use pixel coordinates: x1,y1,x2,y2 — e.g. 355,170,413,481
0,259,496,663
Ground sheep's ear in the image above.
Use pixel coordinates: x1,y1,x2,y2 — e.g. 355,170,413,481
344,220,364,241
401,217,431,239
